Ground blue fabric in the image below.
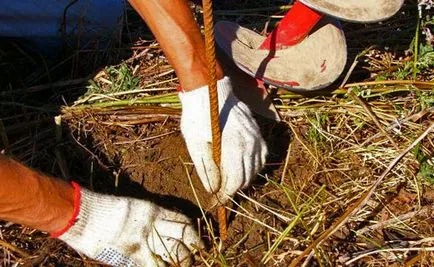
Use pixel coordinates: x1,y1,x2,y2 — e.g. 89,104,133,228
0,0,124,53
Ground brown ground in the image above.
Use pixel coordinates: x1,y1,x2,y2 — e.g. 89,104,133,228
2,106,434,266
75,113,431,266
121,133,215,210
62,111,369,265
1,1,434,266
62,108,297,263
67,107,292,209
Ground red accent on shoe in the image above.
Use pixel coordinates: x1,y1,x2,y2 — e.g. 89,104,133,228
266,77,300,87
259,1,323,50
255,78,267,92
50,182,81,238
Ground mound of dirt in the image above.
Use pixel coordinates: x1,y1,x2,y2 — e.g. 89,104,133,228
121,133,216,210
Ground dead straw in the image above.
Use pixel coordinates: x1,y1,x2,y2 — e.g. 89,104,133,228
345,247,434,265
356,206,430,235
54,116,70,180
0,239,30,259
347,90,399,150
338,49,399,150
290,122,434,267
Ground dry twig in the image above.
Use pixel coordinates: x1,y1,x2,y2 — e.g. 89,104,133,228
290,122,434,267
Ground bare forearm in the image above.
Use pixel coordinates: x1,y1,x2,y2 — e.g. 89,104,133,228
128,0,223,90
0,155,74,233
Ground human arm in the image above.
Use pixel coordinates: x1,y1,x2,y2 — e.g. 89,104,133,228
0,154,74,233
128,0,224,90
128,0,268,199
0,155,202,266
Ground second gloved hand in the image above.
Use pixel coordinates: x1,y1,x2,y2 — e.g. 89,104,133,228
58,185,202,267
179,77,268,201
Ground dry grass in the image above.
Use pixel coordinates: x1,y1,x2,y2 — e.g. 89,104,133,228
1,0,434,266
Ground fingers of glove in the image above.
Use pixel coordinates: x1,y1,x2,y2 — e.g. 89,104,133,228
231,106,268,189
94,246,165,267
147,209,203,266
219,127,268,196
221,119,259,194
135,245,167,267
240,156,253,191
235,101,265,140
154,210,204,251
186,141,222,193
147,232,193,267
242,134,268,189
261,137,268,166
242,150,257,190
219,139,246,199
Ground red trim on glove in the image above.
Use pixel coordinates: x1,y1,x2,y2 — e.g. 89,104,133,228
50,182,81,238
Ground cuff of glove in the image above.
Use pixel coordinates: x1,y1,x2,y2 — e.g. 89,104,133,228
50,182,81,238
55,187,134,255
178,76,233,106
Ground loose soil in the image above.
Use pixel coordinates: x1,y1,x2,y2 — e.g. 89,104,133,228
65,109,294,218
2,1,434,266
120,133,215,211
63,112,372,265
3,109,434,266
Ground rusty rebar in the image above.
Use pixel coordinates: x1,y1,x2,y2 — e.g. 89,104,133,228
201,0,227,241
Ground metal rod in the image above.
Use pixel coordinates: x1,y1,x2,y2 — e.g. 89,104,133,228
202,0,227,241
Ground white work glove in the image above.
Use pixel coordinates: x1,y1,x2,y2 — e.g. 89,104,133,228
179,77,268,201
58,186,203,267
